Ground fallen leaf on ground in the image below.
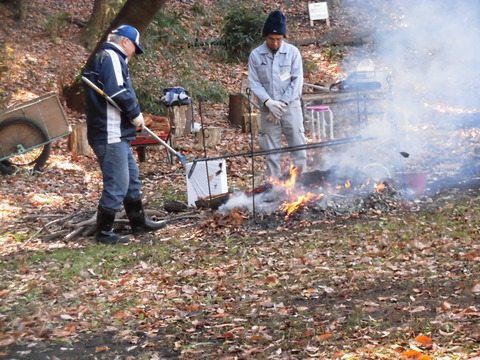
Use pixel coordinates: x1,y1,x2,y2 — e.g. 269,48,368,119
414,334,433,346
316,333,333,341
401,349,423,358
417,355,432,360
95,346,109,353
472,283,480,294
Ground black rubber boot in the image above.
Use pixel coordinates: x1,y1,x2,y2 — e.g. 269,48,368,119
95,206,129,244
124,197,166,234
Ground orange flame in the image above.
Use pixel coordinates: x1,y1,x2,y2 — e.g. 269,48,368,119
281,192,324,217
270,165,300,189
271,166,325,218
269,166,388,218
374,182,385,192
336,180,351,189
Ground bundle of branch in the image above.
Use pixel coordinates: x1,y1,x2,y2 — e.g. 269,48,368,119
23,202,201,245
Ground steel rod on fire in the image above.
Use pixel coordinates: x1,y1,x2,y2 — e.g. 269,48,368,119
81,76,186,165
189,136,375,169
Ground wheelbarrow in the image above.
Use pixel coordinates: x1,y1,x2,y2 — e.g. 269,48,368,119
0,93,71,175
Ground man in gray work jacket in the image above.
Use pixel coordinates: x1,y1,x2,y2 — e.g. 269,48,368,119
83,25,165,244
248,10,307,179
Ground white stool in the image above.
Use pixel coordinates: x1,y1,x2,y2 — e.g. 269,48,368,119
306,105,334,141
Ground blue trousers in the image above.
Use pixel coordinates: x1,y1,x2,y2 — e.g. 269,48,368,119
91,140,142,212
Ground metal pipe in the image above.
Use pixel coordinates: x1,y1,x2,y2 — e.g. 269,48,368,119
190,136,375,164
246,88,256,220
82,76,187,165
142,126,186,165
197,96,212,202
303,83,332,92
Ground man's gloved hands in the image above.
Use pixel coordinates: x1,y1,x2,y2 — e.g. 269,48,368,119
265,99,287,119
131,113,144,128
267,112,280,124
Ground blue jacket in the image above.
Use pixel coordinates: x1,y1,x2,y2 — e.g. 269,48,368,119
83,42,141,145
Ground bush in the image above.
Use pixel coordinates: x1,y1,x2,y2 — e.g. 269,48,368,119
131,10,229,111
303,58,318,76
220,2,265,62
133,74,168,117
150,8,189,47
42,11,69,40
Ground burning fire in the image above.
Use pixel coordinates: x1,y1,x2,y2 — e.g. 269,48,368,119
280,192,324,217
374,182,385,192
270,166,325,218
269,166,386,218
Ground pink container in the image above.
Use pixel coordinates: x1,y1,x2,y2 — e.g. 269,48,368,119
396,171,428,196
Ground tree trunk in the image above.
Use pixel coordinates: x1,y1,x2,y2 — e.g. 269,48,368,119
72,0,109,49
14,0,24,21
67,123,93,156
65,0,167,113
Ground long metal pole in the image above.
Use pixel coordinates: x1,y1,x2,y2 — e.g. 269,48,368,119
190,136,375,165
198,96,212,202
246,88,256,220
81,76,186,165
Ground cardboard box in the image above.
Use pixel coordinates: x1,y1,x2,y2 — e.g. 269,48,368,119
185,160,228,207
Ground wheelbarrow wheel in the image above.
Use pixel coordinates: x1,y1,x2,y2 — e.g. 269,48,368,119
0,117,52,175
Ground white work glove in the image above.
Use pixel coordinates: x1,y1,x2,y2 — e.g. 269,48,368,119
265,99,287,119
131,113,144,128
267,112,280,124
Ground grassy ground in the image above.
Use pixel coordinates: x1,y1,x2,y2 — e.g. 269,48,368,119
1,193,479,359
0,1,479,359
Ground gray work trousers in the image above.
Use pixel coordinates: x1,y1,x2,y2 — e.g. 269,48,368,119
259,99,307,178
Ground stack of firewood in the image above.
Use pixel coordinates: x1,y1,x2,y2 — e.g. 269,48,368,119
140,113,170,136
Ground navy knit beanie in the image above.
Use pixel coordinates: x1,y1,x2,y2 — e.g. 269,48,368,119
262,10,287,37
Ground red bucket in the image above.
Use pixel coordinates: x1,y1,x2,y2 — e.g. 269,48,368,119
395,171,428,196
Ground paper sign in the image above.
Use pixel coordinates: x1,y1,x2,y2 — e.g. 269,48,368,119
308,2,330,26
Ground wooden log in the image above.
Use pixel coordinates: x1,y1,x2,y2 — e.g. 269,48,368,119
240,72,249,93
164,200,188,213
228,93,249,127
168,104,193,137
67,123,92,156
197,127,221,147
144,114,170,136
242,112,261,135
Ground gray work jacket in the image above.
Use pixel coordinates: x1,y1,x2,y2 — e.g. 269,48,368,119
248,41,303,108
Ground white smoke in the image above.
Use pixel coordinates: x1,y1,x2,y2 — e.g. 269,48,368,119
318,0,480,184
223,1,480,213
218,187,287,214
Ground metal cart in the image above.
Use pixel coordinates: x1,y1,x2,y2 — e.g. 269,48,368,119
0,93,71,175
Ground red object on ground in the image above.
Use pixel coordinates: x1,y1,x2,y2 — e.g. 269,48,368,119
130,115,171,162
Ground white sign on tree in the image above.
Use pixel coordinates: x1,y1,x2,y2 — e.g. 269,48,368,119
308,2,330,26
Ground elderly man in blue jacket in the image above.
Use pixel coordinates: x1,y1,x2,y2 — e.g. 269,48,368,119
83,25,165,244
248,10,307,179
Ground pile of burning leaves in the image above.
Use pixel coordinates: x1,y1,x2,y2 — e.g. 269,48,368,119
201,165,407,232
